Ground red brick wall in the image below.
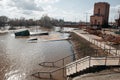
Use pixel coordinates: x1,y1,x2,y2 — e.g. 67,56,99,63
90,2,110,26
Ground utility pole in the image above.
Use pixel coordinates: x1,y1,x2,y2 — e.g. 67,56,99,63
118,8,120,19
85,12,91,26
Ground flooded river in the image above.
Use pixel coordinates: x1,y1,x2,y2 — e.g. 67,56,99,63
0,27,74,80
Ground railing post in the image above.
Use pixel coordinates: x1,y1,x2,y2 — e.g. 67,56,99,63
116,49,118,56
89,57,91,67
63,68,64,79
99,42,101,47
108,48,110,54
64,67,67,80
109,44,112,54
76,62,77,73
38,72,40,78
63,58,64,66
119,56,120,65
105,56,107,65
72,53,76,61
95,49,98,56
50,73,52,79
94,39,95,45
96,40,98,46
104,43,105,50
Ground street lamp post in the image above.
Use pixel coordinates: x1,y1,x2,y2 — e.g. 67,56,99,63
85,12,91,27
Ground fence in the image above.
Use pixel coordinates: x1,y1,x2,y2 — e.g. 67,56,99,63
66,56,120,76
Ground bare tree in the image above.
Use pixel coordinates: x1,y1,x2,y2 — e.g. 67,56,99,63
0,16,8,27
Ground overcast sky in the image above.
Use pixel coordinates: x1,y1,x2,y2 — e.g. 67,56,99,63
0,0,120,22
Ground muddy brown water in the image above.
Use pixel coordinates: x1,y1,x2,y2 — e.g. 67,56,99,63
0,29,74,80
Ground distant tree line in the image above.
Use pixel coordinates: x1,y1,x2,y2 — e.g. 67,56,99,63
0,16,8,27
0,15,65,29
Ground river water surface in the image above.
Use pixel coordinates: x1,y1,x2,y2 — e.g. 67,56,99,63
0,27,74,80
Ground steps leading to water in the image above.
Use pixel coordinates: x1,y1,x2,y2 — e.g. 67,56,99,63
66,56,120,77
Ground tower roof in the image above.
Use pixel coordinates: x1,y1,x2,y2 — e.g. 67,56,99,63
95,2,110,6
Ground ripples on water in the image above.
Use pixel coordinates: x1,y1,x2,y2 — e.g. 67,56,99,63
0,27,74,80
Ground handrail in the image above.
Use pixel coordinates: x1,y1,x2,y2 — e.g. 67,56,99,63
66,56,120,67
39,48,119,68
74,31,120,56
66,56,120,76
32,56,120,80
66,56,90,66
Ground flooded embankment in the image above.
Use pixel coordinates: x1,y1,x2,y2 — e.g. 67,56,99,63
0,27,74,80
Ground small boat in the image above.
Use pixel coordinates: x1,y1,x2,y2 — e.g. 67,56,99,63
15,30,30,36
30,32,49,36
28,37,38,41
27,37,38,43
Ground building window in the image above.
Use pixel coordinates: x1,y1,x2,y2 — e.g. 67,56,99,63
95,20,97,25
98,8,100,15
98,22,100,25
91,21,93,24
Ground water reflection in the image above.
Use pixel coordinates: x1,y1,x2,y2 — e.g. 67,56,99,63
0,27,74,80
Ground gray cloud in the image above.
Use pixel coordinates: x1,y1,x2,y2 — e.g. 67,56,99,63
22,10,33,15
0,0,45,19
9,0,44,11
110,5,120,19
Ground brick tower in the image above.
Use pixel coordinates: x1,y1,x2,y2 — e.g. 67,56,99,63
90,2,110,27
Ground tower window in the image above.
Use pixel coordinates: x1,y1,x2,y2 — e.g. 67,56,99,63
98,8,100,15
95,20,97,25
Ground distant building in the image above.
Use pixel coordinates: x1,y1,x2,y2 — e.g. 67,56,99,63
115,14,120,27
90,2,110,27
115,19,120,27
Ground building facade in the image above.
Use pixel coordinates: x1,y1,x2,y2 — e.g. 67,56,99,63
115,19,120,27
90,2,110,27
115,13,120,26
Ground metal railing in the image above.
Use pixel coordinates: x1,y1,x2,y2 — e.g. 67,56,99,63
90,38,120,56
39,48,119,68
32,56,120,80
66,56,120,76
35,47,120,80
39,53,77,67
73,31,120,56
